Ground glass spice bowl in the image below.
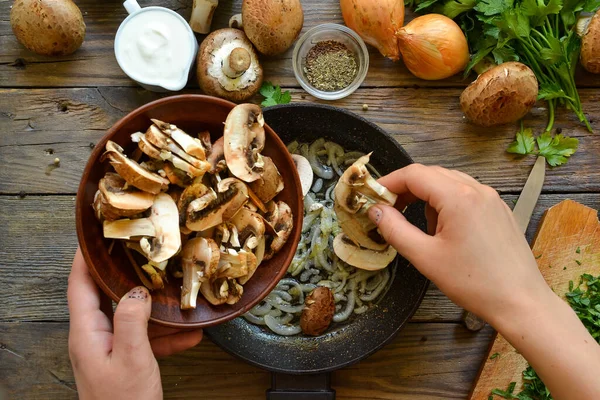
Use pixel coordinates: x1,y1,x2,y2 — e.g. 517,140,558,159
292,23,369,101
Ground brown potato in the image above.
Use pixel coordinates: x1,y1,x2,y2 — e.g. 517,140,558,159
300,287,335,336
11,0,86,56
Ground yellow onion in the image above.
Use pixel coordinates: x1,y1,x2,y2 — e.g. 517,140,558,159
396,14,469,80
340,0,405,61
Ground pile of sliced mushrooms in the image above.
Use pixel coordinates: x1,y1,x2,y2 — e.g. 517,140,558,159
94,104,294,310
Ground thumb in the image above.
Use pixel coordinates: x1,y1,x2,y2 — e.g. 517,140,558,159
369,204,433,265
112,286,153,362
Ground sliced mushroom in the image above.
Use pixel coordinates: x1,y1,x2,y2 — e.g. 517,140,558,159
163,162,192,188
264,201,293,260
102,141,169,194
186,177,249,231
215,249,250,279
131,131,162,160
189,0,219,34
197,29,263,102
180,237,220,310
334,154,397,251
103,218,156,240
200,277,244,305
230,207,265,283
333,234,397,271
151,119,207,160
291,154,313,197
141,263,165,290
145,124,210,174
94,172,155,221
224,104,266,182
177,182,212,226
198,131,212,155
237,250,258,285
139,193,182,263
208,136,226,173
248,156,284,203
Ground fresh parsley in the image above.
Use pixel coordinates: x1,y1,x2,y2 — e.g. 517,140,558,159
507,124,578,167
490,352,501,359
259,81,291,107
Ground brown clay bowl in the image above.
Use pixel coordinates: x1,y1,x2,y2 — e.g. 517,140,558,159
76,95,303,328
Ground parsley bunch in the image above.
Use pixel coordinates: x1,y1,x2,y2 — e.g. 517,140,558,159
406,0,599,132
566,273,600,342
507,123,578,166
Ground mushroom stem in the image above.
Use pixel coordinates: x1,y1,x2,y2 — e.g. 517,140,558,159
223,47,252,78
229,13,243,29
189,0,219,34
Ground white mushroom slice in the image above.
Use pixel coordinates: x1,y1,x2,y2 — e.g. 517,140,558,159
141,263,165,290
200,277,243,305
215,223,231,244
223,104,266,182
189,0,219,34
180,237,220,310
230,207,265,250
264,201,293,260
102,141,169,194
208,136,226,173
248,156,284,203
186,178,249,232
146,124,210,173
139,193,182,263
126,241,169,272
131,131,163,160
165,152,208,178
237,250,258,285
334,153,397,251
103,218,156,240
333,234,397,271
163,162,192,188
151,119,207,160
96,172,155,221
229,223,241,247
215,250,249,279
291,154,313,197
177,183,213,226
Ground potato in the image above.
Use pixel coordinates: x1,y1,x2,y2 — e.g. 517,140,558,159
11,0,86,56
300,287,335,336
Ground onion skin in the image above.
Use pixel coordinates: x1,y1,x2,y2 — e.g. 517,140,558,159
396,14,469,80
581,10,600,74
340,0,405,61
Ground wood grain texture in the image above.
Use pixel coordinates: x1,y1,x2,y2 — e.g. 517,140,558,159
1,88,599,194
469,200,600,399
1,0,600,88
0,321,494,400
2,194,599,324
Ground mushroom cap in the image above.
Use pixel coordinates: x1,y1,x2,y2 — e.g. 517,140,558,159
224,104,266,182
140,193,182,263
460,62,538,127
248,156,284,203
197,28,263,103
263,201,293,260
300,287,335,336
581,10,600,74
333,234,397,271
97,172,155,220
242,0,304,56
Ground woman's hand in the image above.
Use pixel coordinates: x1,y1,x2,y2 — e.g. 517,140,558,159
368,164,551,325
67,248,203,400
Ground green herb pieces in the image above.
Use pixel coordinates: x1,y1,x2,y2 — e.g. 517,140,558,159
566,274,600,342
491,367,552,399
490,352,501,359
507,125,578,166
259,82,292,107
576,247,581,254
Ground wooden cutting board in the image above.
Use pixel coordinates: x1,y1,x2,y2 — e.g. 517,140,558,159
469,199,600,399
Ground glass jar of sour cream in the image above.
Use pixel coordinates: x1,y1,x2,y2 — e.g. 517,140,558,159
115,1,198,92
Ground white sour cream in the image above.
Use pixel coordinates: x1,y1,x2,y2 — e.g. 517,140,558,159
116,9,194,90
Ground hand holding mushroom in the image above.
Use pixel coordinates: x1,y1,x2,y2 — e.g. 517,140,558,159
95,104,294,310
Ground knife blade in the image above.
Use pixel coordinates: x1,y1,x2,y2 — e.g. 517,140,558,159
463,156,546,331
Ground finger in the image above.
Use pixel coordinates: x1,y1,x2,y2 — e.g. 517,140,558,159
150,329,203,358
425,203,438,235
112,286,153,362
68,248,101,319
430,166,479,187
369,204,434,265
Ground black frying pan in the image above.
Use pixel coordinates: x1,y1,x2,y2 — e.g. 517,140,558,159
205,104,429,399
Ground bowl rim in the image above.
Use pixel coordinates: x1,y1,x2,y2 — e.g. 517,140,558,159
75,94,303,328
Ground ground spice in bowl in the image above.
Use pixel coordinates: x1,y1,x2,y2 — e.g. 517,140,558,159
304,40,358,92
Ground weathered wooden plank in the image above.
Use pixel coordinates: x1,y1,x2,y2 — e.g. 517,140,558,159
1,193,598,323
1,0,599,88
0,321,494,399
1,87,599,194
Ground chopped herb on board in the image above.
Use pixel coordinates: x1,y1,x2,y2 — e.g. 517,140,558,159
576,247,581,254
535,254,542,259
490,352,500,360
576,260,582,266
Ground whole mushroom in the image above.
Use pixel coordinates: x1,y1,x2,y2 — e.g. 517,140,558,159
579,10,600,74
460,62,538,127
232,0,304,56
300,287,335,336
197,28,263,102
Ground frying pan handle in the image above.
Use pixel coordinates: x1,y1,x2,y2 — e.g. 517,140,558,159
266,372,336,399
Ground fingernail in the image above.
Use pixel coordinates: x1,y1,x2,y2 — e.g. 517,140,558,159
121,286,149,302
369,206,383,225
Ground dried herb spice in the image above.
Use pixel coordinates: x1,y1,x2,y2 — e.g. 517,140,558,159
304,40,357,92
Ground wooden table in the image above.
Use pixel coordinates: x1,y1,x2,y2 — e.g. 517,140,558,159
1,1,599,399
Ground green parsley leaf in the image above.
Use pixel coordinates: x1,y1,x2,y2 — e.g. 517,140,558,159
492,46,519,64
536,132,579,166
538,82,574,101
566,274,600,342
576,259,582,265
259,81,291,107
507,127,536,155
490,352,501,359
436,0,477,18
475,0,514,15
576,247,581,254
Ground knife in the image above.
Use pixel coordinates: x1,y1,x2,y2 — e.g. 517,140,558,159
463,156,546,331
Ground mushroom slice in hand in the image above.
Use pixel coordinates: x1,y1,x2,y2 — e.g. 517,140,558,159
333,234,397,271
151,119,207,160
139,193,182,263
180,237,220,310
249,156,284,203
264,201,293,260
334,153,397,251
189,0,219,34
224,104,266,182
291,154,313,197
197,29,263,102
102,141,169,194
186,177,248,231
